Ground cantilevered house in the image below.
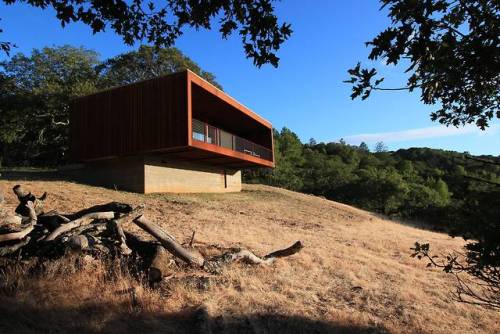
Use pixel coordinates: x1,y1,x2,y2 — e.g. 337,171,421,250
68,70,274,193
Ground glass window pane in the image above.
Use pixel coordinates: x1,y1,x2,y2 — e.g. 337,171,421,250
220,130,233,149
192,119,205,142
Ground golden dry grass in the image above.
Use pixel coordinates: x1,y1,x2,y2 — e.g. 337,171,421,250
0,179,498,334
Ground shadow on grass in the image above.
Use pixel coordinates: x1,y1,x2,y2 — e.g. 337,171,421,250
0,298,389,334
0,169,65,182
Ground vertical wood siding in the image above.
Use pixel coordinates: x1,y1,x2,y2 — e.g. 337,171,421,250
70,72,188,161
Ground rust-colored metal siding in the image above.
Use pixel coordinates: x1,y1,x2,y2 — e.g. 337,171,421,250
70,70,274,168
70,72,188,161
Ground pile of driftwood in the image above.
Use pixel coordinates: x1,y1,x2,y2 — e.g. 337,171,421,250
0,185,303,284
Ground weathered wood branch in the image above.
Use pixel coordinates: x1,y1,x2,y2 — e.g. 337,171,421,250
68,235,91,251
0,224,34,243
133,214,205,267
64,222,107,239
1,190,303,287
40,211,71,223
189,231,196,248
12,185,46,216
61,206,143,251
0,201,37,243
263,241,303,259
204,241,303,272
0,213,22,226
12,184,29,200
64,202,132,221
115,204,145,227
0,237,31,256
37,213,71,231
25,201,37,225
45,211,115,241
223,249,276,265
109,219,132,255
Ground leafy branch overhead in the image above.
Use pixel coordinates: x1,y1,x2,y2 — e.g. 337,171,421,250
1,0,292,67
411,241,500,309
345,0,500,129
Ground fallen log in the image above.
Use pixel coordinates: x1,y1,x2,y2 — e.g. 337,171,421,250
109,219,132,255
133,215,205,267
204,241,303,273
55,202,144,240
12,184,29,200
0,201,37,243
1,187,304,289
64,202,132,221
68,235,90,251
13,185,46,216
0,237,31,256
45,211,115,241
63,222,107,239
226,241,303,265
0,213,22,226
263,241,303,259
149,245,174,283
37,213,71,231
0,224,34,243
25,201,37,225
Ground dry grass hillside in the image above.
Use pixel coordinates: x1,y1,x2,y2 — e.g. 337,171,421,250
0,179,498,334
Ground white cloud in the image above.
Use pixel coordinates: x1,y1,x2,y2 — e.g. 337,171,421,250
344,124,499,145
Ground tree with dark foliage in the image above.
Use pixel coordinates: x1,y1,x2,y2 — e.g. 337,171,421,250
344,1,500,306
0,46,99,165
0,0,291,67
0,45,221,166
412,162,500,309
97,45,222,90
345,0,500,129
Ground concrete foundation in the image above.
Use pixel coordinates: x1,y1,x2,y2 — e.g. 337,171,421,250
61,156,242,194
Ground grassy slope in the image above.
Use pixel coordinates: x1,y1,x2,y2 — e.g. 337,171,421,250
0,180,497,334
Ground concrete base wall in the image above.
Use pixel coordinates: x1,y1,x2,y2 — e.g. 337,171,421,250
61,156,241,194
61,156,145,193
144,157,241,193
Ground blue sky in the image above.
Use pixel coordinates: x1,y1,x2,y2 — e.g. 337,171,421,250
1,1,498,155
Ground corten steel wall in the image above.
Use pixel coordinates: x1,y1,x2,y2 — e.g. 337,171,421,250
70,70,274,168
70,72,188,161
187,71,275,168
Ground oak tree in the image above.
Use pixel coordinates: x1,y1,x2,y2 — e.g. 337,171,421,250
346,0,499,129
1,0,291,67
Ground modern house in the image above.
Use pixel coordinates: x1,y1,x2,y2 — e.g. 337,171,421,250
68,70,274,193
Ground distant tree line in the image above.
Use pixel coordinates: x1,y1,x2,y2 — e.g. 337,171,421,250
0,45,220,166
